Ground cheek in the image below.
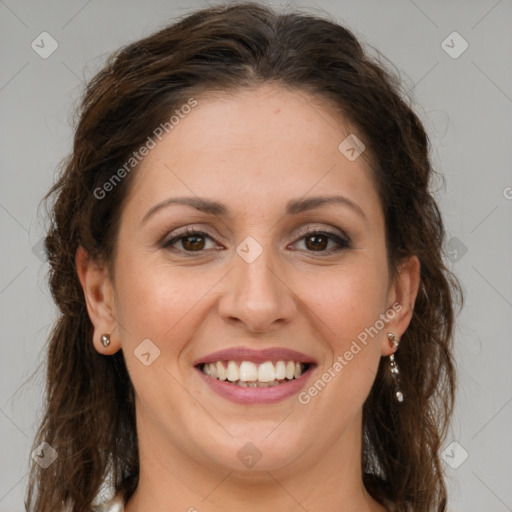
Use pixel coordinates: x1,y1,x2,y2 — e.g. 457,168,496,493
298,260,389,340
112,253,206,346
297,258,389,397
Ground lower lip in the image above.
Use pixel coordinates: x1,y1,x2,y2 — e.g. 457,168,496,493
195,366,315,404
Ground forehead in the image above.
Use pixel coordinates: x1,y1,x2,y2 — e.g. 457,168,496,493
123,84,380,221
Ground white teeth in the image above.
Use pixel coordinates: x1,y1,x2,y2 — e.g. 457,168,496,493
216,361,227,381
275,361,286,380
201,360,309,385
258,361,276,382
286,361,295,379
239,361,258,381
227,361,239,382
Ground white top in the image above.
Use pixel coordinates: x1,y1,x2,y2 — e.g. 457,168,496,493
91,492,125,511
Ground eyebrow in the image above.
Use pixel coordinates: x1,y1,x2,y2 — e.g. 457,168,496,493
286,195,366,220
141,194,366,225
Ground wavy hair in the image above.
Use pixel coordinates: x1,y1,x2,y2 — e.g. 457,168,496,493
26,2,462,511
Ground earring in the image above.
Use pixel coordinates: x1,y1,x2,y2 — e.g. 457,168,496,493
387,333,403,403
387,332,399,347
100,334,111,348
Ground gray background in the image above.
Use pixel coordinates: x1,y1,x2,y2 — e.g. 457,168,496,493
1,0,511,510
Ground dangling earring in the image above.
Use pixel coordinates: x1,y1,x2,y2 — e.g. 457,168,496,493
387,333,403,403
101,334,111,348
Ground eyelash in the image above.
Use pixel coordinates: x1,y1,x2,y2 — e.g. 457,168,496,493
162,226,351,256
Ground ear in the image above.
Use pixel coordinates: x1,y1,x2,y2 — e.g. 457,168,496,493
75,245,120,354
381,254,421,356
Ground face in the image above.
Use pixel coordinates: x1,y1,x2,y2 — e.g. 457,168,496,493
79,84,418,480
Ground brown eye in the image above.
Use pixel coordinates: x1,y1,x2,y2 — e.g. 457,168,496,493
181,234,206,251
305,233,329,251
163,229,217,252
293,230,350,254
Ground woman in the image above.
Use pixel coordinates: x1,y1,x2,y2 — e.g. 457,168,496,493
26,2,461,511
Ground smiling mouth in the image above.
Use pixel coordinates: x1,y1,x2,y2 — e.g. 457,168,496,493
198,360,311,387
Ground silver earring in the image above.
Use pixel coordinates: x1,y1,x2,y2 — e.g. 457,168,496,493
387,332,399,347
100,334,111,348
387,333,403,403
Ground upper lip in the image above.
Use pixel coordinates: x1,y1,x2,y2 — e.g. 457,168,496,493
193,347,317,366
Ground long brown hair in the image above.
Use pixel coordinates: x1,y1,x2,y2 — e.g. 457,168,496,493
26,2,462,511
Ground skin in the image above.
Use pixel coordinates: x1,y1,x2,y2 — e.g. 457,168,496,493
76,84,420,512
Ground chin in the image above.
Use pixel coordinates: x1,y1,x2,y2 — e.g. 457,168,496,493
199,428,308,474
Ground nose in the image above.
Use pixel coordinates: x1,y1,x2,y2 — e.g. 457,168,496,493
217,246,297,334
